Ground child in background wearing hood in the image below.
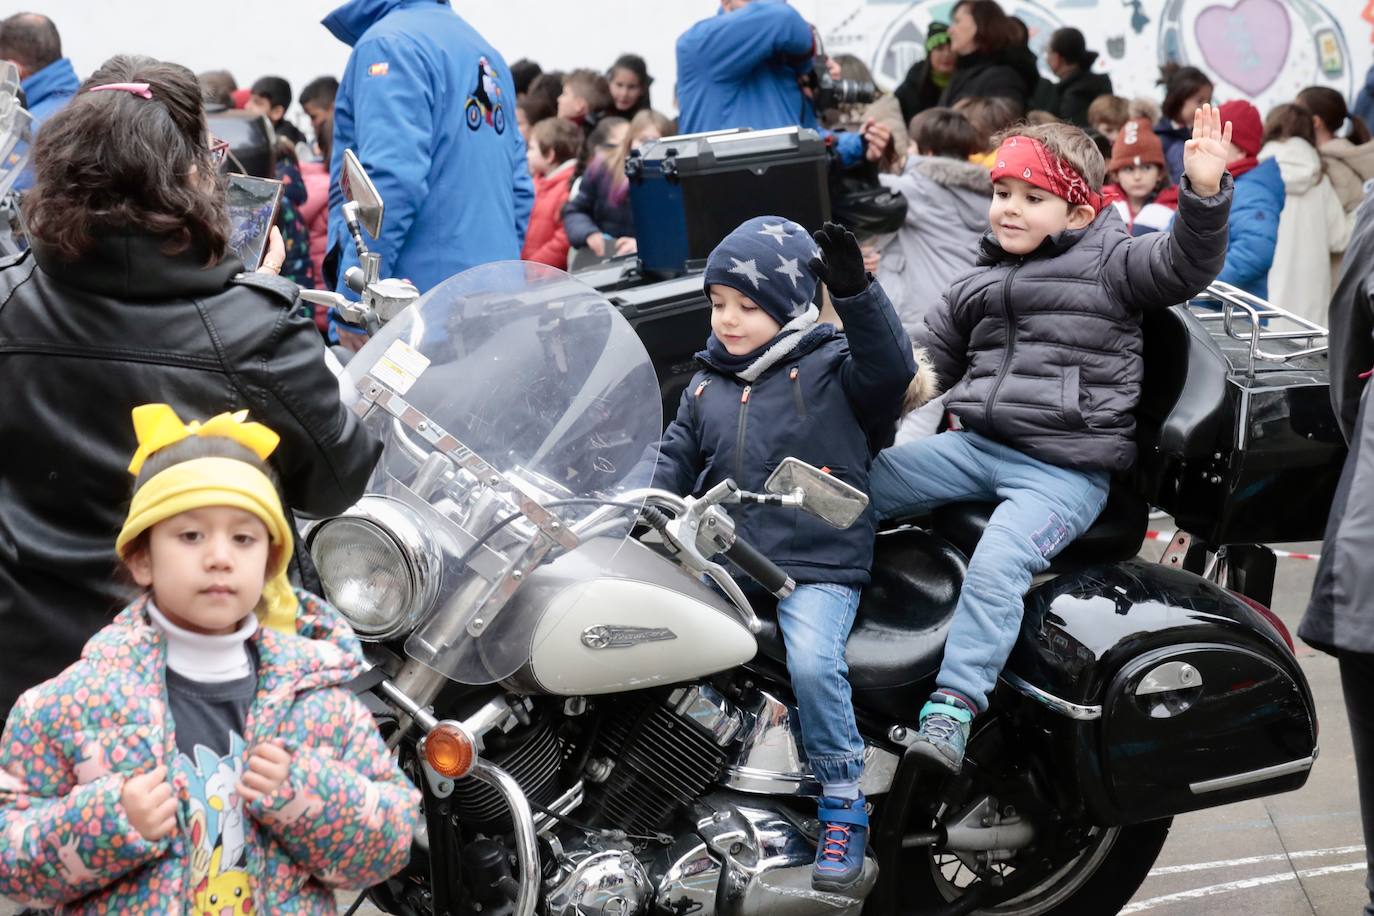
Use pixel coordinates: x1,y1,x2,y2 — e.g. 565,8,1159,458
877,108,990,442
1214,99,1285,300
0,405,418,914
1101,117,1178,236
1297,86,1374,215
649,219,920,892
1260,103,1353,325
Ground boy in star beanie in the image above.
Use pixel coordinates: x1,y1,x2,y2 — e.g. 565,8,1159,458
650,216,919,891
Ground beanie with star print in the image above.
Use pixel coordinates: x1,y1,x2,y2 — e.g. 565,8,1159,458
703,216,820,327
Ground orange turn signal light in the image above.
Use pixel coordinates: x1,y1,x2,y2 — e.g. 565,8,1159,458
424,722,475,778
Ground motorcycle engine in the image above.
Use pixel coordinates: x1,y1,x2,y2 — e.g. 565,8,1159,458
440,684,874,916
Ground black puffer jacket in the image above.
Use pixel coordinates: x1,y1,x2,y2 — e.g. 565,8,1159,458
0,234,381,715
916,175,1233,472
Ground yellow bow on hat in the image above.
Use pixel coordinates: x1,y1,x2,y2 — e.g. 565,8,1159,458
127,403,281,476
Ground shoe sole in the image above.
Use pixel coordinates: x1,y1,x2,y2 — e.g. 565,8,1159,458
906,739,963,774
812,872,865,893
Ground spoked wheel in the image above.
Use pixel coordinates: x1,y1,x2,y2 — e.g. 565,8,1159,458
905,797,1171,916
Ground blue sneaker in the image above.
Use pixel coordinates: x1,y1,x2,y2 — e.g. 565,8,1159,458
911,692,975,773
812,793,869,891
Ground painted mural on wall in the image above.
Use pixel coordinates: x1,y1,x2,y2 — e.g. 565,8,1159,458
818,0,1374,115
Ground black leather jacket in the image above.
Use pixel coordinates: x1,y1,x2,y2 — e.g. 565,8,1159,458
0,233,381,715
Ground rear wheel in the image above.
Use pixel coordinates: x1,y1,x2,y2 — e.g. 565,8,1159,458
907,809,1170,915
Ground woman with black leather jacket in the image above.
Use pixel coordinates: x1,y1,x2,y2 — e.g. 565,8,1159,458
0,55,380,718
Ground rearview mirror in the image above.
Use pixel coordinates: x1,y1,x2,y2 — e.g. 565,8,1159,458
765,457,869,529
340,148,384,239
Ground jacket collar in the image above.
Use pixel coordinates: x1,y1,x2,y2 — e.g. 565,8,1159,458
976,216,1100,266
90,592,366,701
21,57,78,108
323,0,444,46
30,232,244,300
910,154,993,193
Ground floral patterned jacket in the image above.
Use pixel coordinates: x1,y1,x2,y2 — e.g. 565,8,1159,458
0,590,419,914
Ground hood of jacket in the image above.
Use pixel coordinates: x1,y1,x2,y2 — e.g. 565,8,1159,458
323,0,442,45
29,232,245,301
1321,137,1374,177
20,57,78,111
909,155,991,231
1260,136,1325,196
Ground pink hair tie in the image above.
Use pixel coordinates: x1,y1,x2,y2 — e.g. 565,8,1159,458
89,82,153,100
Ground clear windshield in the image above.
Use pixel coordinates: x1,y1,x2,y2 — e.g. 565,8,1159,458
344,261,663,683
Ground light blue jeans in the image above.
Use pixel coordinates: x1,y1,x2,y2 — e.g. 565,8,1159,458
869,431,1110,712
775,583,866,789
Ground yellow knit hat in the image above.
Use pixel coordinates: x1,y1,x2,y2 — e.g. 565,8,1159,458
115,404,297,634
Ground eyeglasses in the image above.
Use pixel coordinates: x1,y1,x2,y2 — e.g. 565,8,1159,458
208,135,229,166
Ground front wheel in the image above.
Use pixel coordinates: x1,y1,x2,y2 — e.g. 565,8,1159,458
903,813,1171,915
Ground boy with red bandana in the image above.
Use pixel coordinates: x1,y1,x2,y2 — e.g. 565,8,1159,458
867,106,1235,772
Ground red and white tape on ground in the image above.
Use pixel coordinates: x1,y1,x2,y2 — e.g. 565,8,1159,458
1144,530,1321,562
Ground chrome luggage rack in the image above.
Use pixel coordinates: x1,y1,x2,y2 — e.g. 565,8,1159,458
1187,281,1328,378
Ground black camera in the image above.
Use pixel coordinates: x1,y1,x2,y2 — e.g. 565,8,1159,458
804,54,876,112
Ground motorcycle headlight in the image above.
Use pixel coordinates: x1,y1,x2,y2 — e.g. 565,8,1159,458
308,496,439,640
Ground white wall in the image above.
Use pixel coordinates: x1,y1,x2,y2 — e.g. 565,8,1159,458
36,1,1374,136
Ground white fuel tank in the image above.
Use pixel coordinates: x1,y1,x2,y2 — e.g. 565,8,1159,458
517,539,757,695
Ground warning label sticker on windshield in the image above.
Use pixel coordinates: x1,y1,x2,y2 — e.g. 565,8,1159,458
372,339,430,394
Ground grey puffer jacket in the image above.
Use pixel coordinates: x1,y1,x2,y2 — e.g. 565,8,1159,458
916,174,1233,472
877,155,991,334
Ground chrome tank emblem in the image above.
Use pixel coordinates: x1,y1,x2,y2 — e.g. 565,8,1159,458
581,625,678,650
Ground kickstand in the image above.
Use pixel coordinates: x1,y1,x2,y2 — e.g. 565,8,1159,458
342,892,369,916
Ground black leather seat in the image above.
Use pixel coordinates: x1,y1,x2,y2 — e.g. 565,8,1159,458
929,481,1149,572
752,527,966,721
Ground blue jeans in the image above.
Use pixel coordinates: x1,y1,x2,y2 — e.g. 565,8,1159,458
869,431,1110,712
776,583,865,789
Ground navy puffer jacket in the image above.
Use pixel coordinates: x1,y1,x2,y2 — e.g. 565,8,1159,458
651,283,916,585
916,175,1233,472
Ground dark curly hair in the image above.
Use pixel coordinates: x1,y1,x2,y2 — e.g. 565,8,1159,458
24,54,229,263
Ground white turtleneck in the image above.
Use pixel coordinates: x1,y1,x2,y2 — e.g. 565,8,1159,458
146,600,257,683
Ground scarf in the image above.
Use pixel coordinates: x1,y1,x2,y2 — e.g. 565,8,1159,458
1226,156,1260,180
701,305,821,383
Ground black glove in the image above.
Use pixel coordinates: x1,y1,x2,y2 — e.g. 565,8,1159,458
809,221,869,299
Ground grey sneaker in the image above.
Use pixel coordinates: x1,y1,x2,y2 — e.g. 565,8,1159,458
910,693,974,773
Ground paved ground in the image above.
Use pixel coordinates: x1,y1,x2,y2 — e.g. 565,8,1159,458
1,530,1364,916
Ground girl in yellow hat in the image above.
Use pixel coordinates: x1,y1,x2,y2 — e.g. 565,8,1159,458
0,405,418,915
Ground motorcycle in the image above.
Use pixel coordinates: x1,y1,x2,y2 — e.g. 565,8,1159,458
307,154,1322,916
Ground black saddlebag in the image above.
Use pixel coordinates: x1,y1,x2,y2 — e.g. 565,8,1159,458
1135,294,1345,544
1002,560,1317,826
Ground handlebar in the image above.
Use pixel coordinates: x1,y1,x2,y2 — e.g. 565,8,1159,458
723,536,795,598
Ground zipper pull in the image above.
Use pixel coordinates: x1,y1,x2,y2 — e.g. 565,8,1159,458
694,380,708,397
789,367,799,382
741,385,752,404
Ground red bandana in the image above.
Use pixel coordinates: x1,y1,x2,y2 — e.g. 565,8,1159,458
989,135,1102,214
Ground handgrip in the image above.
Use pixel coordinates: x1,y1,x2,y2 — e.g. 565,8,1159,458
723,536,795,599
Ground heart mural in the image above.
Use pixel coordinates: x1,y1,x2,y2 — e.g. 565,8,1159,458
1194,0,1292,97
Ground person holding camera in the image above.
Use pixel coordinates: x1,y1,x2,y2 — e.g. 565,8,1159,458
676,0,891,166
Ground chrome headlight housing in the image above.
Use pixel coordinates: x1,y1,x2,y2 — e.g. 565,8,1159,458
308,496,440,640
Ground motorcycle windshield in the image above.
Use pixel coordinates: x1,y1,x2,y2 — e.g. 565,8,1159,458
344,261,663,684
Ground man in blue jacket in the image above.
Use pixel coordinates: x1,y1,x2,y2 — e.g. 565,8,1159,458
0,13,78,191
676,0,880,168
323,0,533,341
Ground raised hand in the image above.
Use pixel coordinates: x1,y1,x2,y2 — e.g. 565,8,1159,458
810,221,869,299
119,764,177,841
1183,102,1232,198
237,741,292,804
